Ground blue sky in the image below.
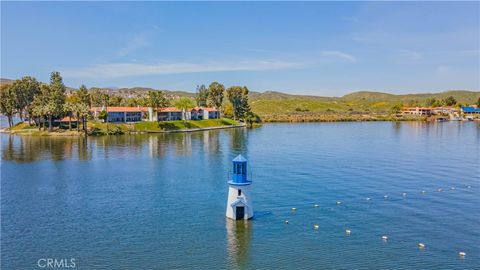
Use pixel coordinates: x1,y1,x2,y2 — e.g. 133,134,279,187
1,1,479,96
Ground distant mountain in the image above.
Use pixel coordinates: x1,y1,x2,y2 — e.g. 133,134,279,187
0,78,14,85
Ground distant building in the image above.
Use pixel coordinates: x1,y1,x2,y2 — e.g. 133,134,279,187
431,107,457,115
90,107,148,122
150,107,220,121
401,107,433,116
461,106,480,115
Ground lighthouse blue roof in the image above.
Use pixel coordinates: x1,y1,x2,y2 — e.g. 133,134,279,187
233,155,247,162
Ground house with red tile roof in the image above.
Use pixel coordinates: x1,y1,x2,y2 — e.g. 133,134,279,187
90,106,148,122
151,107,219,121
90,106,220,122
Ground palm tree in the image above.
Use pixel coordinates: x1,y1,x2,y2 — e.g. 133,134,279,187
174,97,195,122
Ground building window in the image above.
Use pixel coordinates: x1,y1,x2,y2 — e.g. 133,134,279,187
238,189,241,196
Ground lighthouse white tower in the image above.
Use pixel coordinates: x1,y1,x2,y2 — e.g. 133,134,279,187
226,155,254,220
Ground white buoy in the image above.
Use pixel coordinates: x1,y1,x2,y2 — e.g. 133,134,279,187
314,204,319,208
437,188,443,192
382,236,388,241
450,187,455,190
467,185,471,188
345,229,351,235
284,220,289,224
384,195,388,199
366,197,371,201
291,207,297,211
421,190,426,194
402,192,407,197
313,224,319,230
459,251,466,257
336,201,342,205
418,243,425,249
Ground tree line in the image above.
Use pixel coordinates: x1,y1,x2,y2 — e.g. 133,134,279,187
0,73,260,131
0,72,93,132
195,81,259,125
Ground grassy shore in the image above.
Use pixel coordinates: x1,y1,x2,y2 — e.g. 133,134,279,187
3,118,242,136
259,113,428,122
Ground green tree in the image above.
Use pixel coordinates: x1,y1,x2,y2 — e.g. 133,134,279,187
424,98,437,107
245,111,261,128
63,100,76,130
47,71,66,131
207,82,225,110
77,103,90,135
195,84,209,107
0,85,17,127
31,85,54,131
76,85,91,132
77,85,91,107
443,96,457,106
226,86,251,120
147,90,169,108
108,96,123,106
174,97,195,121
391,103,403,114
10,76,40,123
98,110,108,122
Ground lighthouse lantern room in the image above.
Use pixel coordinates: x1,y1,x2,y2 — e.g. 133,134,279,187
226,155,254,220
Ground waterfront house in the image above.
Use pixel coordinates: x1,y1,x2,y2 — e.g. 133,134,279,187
461,106,480,115
155,107,184,121
431,107,457,115
90,106,148,122
401,107,433,116
150,107,220,121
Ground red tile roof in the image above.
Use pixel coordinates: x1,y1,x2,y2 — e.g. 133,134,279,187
90,107,148,112
158,107,182,112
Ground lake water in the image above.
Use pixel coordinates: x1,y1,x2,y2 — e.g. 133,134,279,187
1,122,479,269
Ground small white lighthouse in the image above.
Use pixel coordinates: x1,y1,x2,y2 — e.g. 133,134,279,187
226,155,254,220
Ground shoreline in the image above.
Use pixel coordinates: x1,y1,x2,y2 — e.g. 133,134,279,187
0,121,247,136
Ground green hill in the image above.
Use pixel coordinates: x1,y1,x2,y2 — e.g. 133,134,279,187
250,90,479,121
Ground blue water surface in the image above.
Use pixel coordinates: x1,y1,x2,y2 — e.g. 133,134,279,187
1,122,479,269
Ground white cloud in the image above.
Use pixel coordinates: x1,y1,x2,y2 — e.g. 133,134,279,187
117,34,150,57
63,59,301,79
399,49,422,60
321,51,357,63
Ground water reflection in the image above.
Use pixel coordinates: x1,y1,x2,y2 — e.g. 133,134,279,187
1,135,92,163
1,128,247,163
226,219,252,269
